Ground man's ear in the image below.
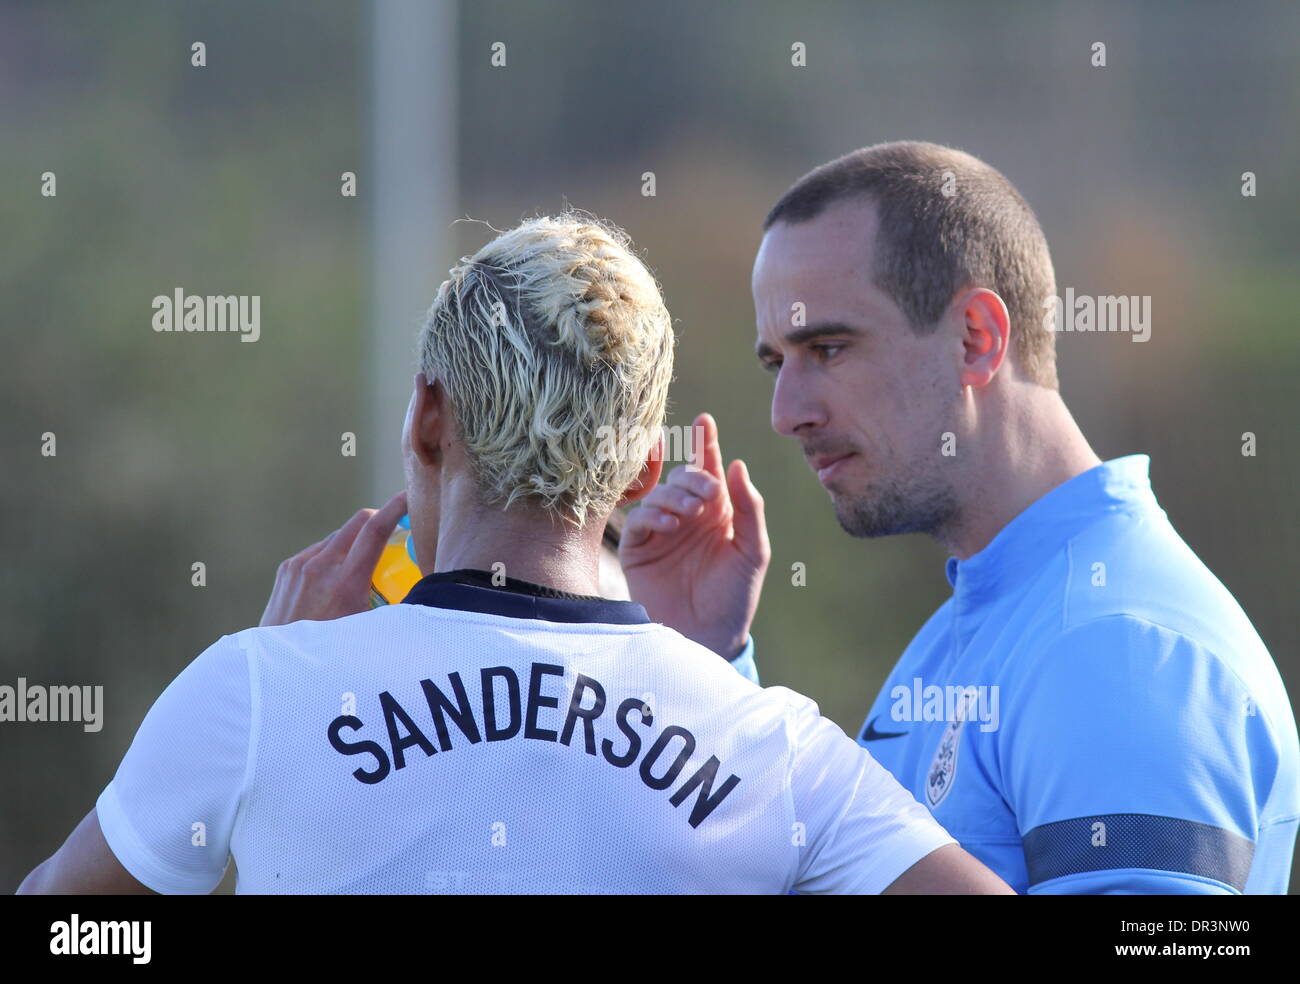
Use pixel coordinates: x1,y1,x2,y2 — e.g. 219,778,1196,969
957,288,1011,389
616,432,664,507
407,372,446,467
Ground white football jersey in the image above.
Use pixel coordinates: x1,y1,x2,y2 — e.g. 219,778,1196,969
97,571,955,894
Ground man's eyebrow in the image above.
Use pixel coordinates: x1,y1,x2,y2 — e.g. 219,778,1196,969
755,322,862,361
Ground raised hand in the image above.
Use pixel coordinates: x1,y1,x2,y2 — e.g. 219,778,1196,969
620,413,770,659
260,491,408,626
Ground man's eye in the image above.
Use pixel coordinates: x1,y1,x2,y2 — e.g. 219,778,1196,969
761,359,781,375
811,343,844,361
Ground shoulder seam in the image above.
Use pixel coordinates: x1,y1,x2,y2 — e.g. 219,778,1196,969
781,699,802,891
227,631,262,863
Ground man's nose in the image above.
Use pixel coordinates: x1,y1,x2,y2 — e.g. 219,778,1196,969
771,366,826,438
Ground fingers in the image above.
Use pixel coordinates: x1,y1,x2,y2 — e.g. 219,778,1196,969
319,507,378,561
727,459,770,566
664,464,722,500
621,504,680,551
621,459,726,551
263,492,408,626
641,474,715,520
344,490,408,572
691,413,726,483
645,483,705,517
295,530,337,564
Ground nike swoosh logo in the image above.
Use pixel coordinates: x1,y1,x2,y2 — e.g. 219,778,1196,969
860,716,908,741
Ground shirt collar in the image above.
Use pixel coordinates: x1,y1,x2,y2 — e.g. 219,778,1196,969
401,568,652,625
945,455,1159,598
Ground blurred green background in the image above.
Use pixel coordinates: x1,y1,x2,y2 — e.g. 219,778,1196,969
2,0,1296,893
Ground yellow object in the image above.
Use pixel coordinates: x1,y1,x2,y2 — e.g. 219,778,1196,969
369,518,422,607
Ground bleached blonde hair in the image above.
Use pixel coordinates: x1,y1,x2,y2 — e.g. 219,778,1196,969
418,212,675,528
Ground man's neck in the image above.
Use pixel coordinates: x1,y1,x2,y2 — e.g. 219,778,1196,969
432,485,604,596
944,387,1102,561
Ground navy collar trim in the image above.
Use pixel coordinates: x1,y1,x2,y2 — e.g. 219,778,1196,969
401,569,651,625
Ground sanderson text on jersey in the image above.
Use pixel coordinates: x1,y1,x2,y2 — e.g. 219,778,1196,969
328,661,742,829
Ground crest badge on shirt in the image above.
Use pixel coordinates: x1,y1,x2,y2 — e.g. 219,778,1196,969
925,715,966,808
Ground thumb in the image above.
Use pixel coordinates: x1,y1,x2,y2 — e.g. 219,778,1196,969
727,459,769,565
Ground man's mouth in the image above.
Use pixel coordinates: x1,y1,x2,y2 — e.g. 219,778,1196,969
808,452,856,484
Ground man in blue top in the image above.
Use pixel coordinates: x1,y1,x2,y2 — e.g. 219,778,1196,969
619,141,1299,894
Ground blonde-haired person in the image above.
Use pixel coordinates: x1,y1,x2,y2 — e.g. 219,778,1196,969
22,212,1009,895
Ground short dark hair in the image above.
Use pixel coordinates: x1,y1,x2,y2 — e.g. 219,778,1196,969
763,141,1058,388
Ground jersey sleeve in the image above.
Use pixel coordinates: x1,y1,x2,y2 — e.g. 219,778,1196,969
95,632,254,894
1002,616,1279,894
785,693,956,893
728,635,759,685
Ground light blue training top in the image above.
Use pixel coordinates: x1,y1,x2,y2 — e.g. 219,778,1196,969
737,455,1299,893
